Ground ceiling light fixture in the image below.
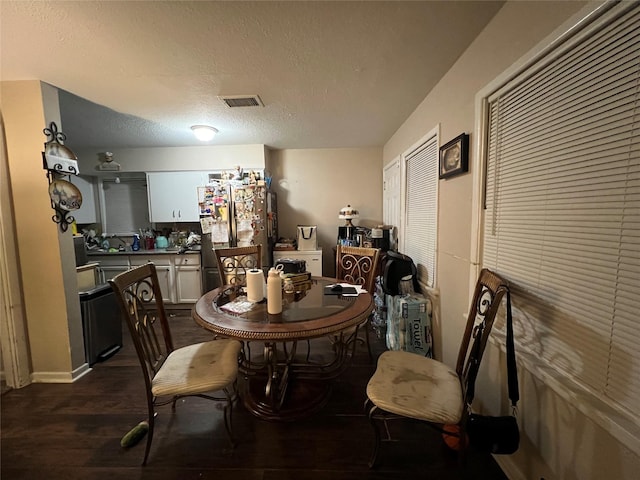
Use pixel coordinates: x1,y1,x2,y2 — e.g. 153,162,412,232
191,125,218,141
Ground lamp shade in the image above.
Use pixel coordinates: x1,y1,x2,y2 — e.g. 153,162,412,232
191,125,218,141
338,204,359,220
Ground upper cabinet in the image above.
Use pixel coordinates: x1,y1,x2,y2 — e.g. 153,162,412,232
146,171,206,223
73,175,98,224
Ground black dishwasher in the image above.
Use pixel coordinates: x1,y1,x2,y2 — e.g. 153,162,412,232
79,283,122,366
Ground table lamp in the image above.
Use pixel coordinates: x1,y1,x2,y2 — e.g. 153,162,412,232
338,205,359,245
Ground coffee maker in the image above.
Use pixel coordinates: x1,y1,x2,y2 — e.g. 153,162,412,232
371,226,392,251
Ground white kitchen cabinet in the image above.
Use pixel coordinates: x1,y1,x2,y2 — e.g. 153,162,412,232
93,255,130,283
146,171,206,223
273,249,323,277
174,254,202,303
73,175,98,224
91,252,202,304
130,255,174,304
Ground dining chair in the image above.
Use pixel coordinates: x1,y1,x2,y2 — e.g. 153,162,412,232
215,245,262,287
108,263,242,465
334,245,381,360
364,268,509,468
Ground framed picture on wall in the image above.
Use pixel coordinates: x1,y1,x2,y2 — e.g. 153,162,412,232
439,133,469,179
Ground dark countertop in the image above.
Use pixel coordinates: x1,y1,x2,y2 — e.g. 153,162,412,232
87,249,201,256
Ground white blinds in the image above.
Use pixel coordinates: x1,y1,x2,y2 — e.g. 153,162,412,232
483,4,640,417
404,133,438,288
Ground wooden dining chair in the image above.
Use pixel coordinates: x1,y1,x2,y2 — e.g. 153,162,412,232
215,245,262,287
364,268,510,468
334,245,381,359
108,263,242,465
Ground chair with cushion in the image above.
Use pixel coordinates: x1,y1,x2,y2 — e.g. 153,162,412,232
334,245,381,359
215,245,262,287
109,263,242,465
364,268,509,467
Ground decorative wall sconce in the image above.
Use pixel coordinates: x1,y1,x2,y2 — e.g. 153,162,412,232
98,151,121,171
42,122,81,232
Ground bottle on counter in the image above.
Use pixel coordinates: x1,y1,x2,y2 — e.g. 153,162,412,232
132,234,141,251
267,267,283,314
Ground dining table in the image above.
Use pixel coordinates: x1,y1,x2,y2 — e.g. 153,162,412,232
192,277,374,421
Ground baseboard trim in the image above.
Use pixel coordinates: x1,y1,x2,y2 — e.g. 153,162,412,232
30,363,92,383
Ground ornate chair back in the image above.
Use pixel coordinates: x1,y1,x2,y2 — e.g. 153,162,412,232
215,245,262,287
456,268,510,404
109,263,174,387
335,245,381,293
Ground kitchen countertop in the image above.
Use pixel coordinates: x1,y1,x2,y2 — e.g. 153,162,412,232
87,249,201,256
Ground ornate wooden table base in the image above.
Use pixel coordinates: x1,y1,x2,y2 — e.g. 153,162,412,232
243,373,332,422
193,279,373,421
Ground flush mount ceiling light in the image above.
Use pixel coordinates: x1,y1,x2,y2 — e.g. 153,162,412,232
191,125,218,141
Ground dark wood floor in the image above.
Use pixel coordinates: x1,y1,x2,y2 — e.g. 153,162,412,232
1,311,508,480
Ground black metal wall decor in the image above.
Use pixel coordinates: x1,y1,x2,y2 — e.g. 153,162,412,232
42,122,82,232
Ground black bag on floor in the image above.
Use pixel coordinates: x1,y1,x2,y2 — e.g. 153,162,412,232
382,251,420,295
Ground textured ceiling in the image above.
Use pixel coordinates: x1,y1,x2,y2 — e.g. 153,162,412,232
1,1,504,151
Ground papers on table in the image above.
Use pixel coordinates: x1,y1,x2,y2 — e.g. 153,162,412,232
218,295,254,315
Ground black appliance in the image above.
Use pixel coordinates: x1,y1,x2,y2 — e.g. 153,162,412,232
200,234,223,292
73,235,88,267
371,226,392,251
79,284,122,365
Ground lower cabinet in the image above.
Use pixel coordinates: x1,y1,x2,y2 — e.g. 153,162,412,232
95,256,130,283
174,255,203,303
92,253,202,304
130,255,174,304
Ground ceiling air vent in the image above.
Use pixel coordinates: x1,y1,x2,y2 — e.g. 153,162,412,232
218,95,264,108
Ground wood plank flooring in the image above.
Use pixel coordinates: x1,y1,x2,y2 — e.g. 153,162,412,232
1,311,508,480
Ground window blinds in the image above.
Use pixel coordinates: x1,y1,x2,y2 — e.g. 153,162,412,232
404,133,438,288
483,4,640,417
103,178,150,234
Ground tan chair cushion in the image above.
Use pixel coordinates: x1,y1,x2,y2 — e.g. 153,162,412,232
366,350,463,425
152,339,241,397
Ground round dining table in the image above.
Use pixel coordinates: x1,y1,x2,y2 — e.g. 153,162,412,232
192,277,373,421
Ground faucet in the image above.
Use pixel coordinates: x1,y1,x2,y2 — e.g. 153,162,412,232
110,235,128,251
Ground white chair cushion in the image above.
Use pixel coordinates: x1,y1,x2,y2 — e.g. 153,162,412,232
366,350,463,425
152,339,241,397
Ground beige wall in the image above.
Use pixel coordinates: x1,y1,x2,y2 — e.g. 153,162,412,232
268,147,383,277
383,1,639,479
1,80,86,381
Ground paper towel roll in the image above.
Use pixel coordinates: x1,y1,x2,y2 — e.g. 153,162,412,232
246,269,264,303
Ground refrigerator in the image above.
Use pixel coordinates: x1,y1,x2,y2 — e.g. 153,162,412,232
199,174,277,292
